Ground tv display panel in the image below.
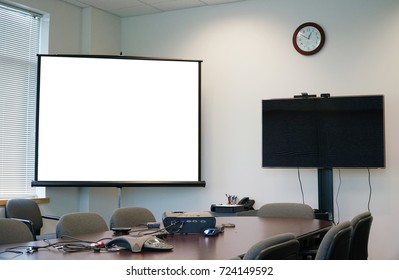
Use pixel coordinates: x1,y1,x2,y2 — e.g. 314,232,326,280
262,95,385,168
33,55,204,187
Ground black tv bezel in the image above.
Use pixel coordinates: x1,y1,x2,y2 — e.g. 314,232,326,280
262,95,385,169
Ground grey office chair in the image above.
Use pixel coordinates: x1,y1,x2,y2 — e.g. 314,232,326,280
349,211,373,260
0,218,34,245
5,198,59,240
56,212,109,238
109,206,156,229
257,202,316,255
257,202,315,219
315,220,352,260
237,233,300,260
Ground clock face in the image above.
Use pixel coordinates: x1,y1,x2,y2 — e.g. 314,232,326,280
293,22,325,55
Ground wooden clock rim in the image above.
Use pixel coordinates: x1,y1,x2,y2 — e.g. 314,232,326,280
292,22,325,56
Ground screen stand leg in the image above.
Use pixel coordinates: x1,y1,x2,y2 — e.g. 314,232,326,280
318,168,334,221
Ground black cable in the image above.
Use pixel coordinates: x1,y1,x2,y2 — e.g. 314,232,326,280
1,227,177,256
117,224,147,233
128,221,181,237
2,236,113,255
335,169,342,224
297,168,305,204
128,227,153,235
151,220,185,235
53,236,113,253
367,168,372,212
59,235,111,243
0,249,25,256
129,228,166,237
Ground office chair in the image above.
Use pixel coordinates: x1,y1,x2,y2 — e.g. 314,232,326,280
257,202,317,254
5,198,60,240
235,233,300,260
349,211,373,260
56,212,109,238
257,202,315,219
0,218,34,245
314,220,352,260
109,206,156,229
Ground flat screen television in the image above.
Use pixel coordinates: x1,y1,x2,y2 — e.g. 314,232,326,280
262,95,385,168
32,54,204,187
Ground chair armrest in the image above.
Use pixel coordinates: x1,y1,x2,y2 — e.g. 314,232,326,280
42,214,60,221
9,218,35,235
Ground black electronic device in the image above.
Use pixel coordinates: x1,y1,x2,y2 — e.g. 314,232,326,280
262,95,385,168
210,204,245,213
203,225,224,236
111,227,131,235
238,197,255,210
211,197,255,213
105,235,173,252
162,211,216,234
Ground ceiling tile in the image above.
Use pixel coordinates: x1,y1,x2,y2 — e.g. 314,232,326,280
201,0,245,4
61,0,248,17
111,4,161,17
150,0,206,12
62,0,89,8
78,0,143,10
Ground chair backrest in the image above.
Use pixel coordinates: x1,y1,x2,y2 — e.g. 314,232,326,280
315,220,352,260
0,218,34,245
5,198,43,235
109,206,156,229
56,212,109,238
242,233,300,260
257,203,315,219
349,211,373,260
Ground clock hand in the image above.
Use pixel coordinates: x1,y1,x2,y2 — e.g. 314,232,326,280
298,32,307,39
307,31,313,40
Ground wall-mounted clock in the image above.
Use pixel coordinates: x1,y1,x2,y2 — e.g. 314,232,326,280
293,22,325,55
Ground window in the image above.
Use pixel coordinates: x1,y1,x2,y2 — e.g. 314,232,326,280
0,2,41,198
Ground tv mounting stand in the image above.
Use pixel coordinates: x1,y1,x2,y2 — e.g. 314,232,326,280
292,93,334,221
317,168,334,221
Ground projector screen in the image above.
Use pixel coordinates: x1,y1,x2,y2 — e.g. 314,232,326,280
32,54,204,187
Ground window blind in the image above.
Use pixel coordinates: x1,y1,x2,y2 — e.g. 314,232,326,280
0,3,41,198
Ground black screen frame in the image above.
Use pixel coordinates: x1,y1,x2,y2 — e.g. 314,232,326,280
262,95,385,169
32,54,205,188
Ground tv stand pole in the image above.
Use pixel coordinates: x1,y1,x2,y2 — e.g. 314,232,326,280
317,168,334,221
117,186,123,208
292,93,334,220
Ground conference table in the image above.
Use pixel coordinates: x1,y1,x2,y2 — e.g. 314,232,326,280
0,216,332,260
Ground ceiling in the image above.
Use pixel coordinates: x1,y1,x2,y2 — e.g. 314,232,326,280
61,0,248,17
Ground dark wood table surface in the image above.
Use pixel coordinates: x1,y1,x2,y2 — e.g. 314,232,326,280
0,216,332,260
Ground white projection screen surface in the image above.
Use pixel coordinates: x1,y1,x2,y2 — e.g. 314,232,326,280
33,55,204,187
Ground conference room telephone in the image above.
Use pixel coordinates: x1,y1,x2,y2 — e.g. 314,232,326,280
210,196,255,213
237,197,255,210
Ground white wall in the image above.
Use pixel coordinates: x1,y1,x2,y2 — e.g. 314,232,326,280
10,0,82,53
120,0,399,259
81,6,121,55
3,0,399,259
1,0,122,229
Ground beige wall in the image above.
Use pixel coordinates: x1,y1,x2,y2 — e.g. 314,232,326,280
120,0,399,259
3,0,399,259
1,0,121,229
